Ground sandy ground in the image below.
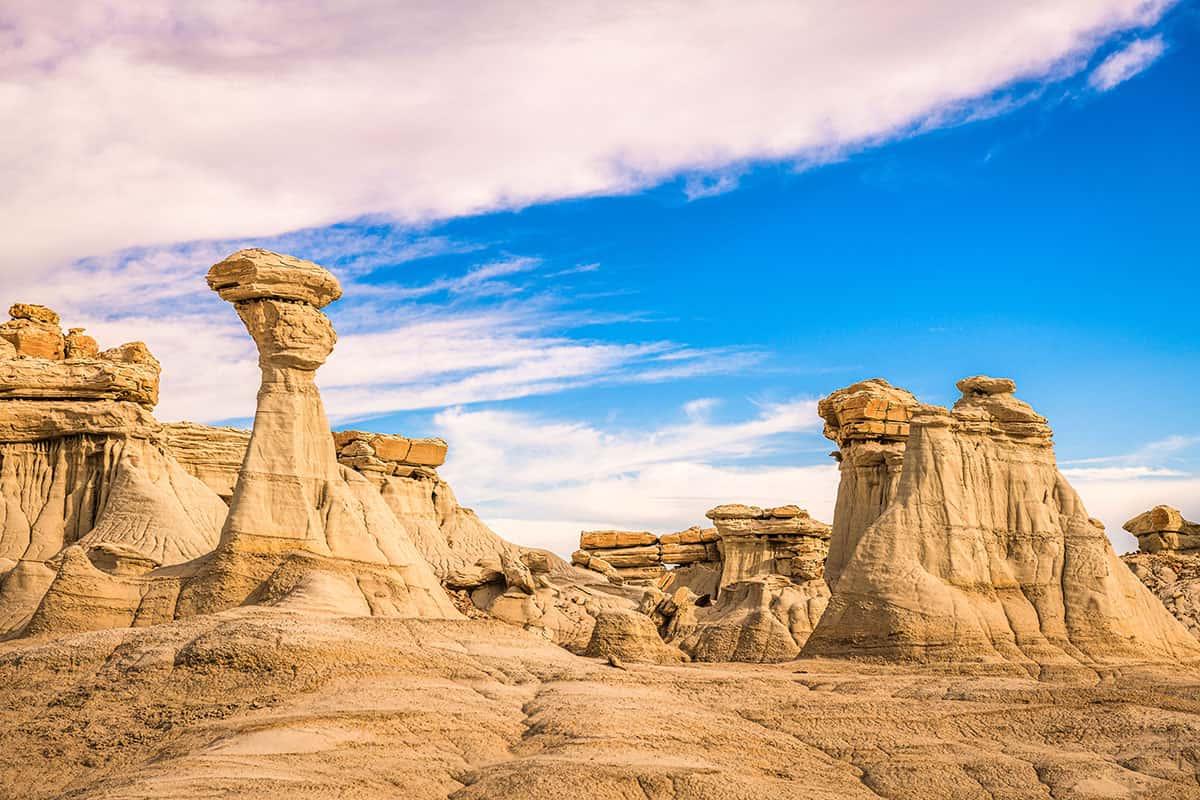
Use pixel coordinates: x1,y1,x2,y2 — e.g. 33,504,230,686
1,609,1198,800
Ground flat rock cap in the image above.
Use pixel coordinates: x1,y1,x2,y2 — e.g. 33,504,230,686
207,248,343,308
9,303,60,326
956,375,1017,396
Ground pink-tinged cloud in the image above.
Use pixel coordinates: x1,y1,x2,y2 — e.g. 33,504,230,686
1,1,1174,274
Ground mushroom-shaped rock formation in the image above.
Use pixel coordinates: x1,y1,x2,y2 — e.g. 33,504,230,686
817,378,919,591
177,249,460,620
1123,505,1200,553
1122,505,1200,640
803,376,1200,675
668,504,832,662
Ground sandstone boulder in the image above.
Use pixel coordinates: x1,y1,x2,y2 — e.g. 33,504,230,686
207,248,343,307
583,608,686,664
64,328,99,359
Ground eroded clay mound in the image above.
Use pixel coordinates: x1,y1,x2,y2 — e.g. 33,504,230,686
804,376,1200,673
0,305,227,637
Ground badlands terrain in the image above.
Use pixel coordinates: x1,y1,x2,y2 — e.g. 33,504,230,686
1,249,1199,799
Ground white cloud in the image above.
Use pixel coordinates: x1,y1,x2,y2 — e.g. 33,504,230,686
1088,34,1166,90
1060,433,1200,551
1062,466,1187,479
1,1,1173,274
433,400,836,556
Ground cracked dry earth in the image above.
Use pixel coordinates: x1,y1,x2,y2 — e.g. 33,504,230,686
1,610,1199,800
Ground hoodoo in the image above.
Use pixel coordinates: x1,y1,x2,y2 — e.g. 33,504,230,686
804,375,1200,673
177,249,460,619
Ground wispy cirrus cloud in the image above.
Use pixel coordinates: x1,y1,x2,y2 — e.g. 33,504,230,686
1,1,1176,275
3,223,763,424
1088,34,1167,90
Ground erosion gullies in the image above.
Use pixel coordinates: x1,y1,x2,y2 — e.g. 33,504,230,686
0,305,226,637
804,376,1200,673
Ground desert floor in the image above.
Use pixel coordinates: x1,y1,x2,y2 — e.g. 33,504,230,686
2,609,1198,800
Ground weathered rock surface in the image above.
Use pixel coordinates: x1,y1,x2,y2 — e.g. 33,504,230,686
818,378,918,591
6,609,1200,800
680,576,828,663
1121,505,1200,640
0,305,64,360
804,376,1200,674
1125,551,1200,640
206,247,343,307
0,354,159,406
583,608,686,664
160,422,252,501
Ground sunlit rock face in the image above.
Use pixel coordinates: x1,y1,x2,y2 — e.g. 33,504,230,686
817,378,919,592
804,376,1200,675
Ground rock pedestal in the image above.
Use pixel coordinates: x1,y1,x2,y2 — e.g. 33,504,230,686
1123,505,1200,553
706,504,830,591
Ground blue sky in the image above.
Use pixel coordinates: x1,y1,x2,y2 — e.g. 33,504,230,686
5,1,1198,553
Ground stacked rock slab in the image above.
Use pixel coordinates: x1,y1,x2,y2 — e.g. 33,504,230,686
674,504,832,662
817,378,918,591
1123,505,1200,553
0,305,227,636
1122,505,1200,640
572,527,721,584
574,530,665,583
707,504,830,591
804,376,1200,674
176,249,460,620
